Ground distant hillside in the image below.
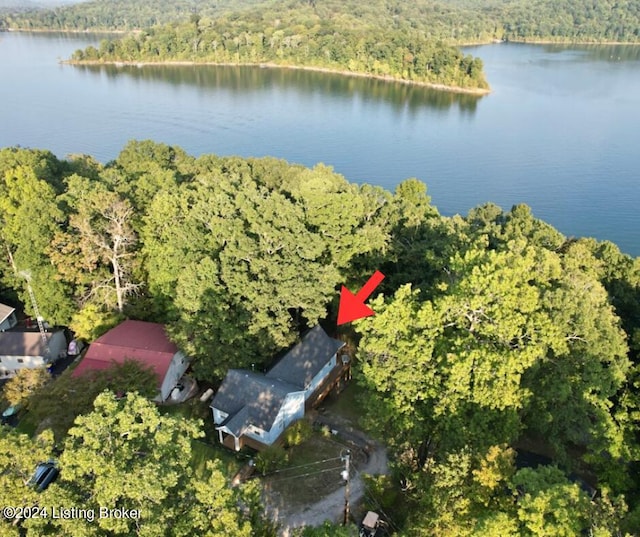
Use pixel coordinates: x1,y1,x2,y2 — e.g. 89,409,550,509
2,0,640,43
0,0,39,10
1,0,269,30
0,0,81,8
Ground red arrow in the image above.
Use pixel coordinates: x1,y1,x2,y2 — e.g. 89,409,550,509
337,270,385,325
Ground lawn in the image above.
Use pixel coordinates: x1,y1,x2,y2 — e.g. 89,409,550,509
191,439,243,480
14,413,38,436
321,381,370,429
265,432,349,507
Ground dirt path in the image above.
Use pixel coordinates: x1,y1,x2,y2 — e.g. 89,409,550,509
263,415,389,536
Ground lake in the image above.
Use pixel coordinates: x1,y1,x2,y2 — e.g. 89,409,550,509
1,32,639,255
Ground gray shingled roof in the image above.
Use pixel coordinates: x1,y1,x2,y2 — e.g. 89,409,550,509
212,326,345,437
222,406,250,437
266,325,345,389
212,370,301,433
0,331,54,359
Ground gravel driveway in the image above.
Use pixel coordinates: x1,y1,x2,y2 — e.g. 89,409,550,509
264,411,389,536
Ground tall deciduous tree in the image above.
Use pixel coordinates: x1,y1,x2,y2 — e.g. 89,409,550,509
3,368,50,409
142,156,391,378
51,175,140,313
0,163,74,324
356,237,632,533
25,392,252,536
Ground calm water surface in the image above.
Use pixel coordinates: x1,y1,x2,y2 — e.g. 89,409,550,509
1,32,639,255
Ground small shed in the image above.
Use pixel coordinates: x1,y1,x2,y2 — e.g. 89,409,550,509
361,511,380,536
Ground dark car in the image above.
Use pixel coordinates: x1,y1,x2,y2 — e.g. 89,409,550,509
1,405,22,427
28,461,59,491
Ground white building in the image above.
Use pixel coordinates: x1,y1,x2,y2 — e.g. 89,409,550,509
0,331,66,378
211,325,345,451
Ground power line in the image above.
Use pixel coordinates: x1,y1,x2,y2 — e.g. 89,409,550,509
354,467,401,534
268,465,344,483
256,455,343,478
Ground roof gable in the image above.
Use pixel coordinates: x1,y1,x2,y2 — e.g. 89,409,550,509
0,303,15,325
266,325,345,388
212,370,300,432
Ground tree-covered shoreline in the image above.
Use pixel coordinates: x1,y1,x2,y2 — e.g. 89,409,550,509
67,19,489,91
63,58,490,95
1,141,640,534
5,0,640,95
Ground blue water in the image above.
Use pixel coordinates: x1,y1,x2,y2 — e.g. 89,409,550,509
1,32,639,255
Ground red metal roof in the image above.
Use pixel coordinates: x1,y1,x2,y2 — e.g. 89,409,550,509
72,320,177,388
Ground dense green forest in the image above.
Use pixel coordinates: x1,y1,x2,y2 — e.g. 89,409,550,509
4,0,639,91
2,0,640,43
0,391,260,536
1,142,640,535
68,15,488,91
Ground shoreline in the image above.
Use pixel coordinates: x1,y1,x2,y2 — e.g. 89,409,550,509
62,59,491,95
5,27,640,46
503,37,640,46
4,28,130,35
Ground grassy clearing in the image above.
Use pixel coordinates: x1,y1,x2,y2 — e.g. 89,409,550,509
14,413,38,436
191,439,243,479
265,432,347,507
322,381,368,428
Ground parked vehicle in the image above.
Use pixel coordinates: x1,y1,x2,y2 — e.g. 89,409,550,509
1,404,22,426
28,461,59,491
360,511,380,537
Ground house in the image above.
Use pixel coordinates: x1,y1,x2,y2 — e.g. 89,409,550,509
72,320,190,402
211,325,346,451
0,303,18,332
0,330,66,378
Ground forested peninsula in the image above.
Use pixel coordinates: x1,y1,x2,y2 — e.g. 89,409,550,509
60,0,491,92
1,142,640,535
4,0,640,92
67,19,489,93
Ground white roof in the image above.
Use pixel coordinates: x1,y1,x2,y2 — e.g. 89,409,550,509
362,511,379,529
0,303,15,324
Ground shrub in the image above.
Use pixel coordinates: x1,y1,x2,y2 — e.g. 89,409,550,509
283,419,313,448
255,445,288,475
4,368,50,408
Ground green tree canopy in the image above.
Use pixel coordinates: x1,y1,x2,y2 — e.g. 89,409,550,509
0,163,74,324
28,360,158,441
25,392,252,536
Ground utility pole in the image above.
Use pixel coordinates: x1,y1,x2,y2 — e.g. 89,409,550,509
19,270,49,354
341,449,351,525
5,241,50,356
